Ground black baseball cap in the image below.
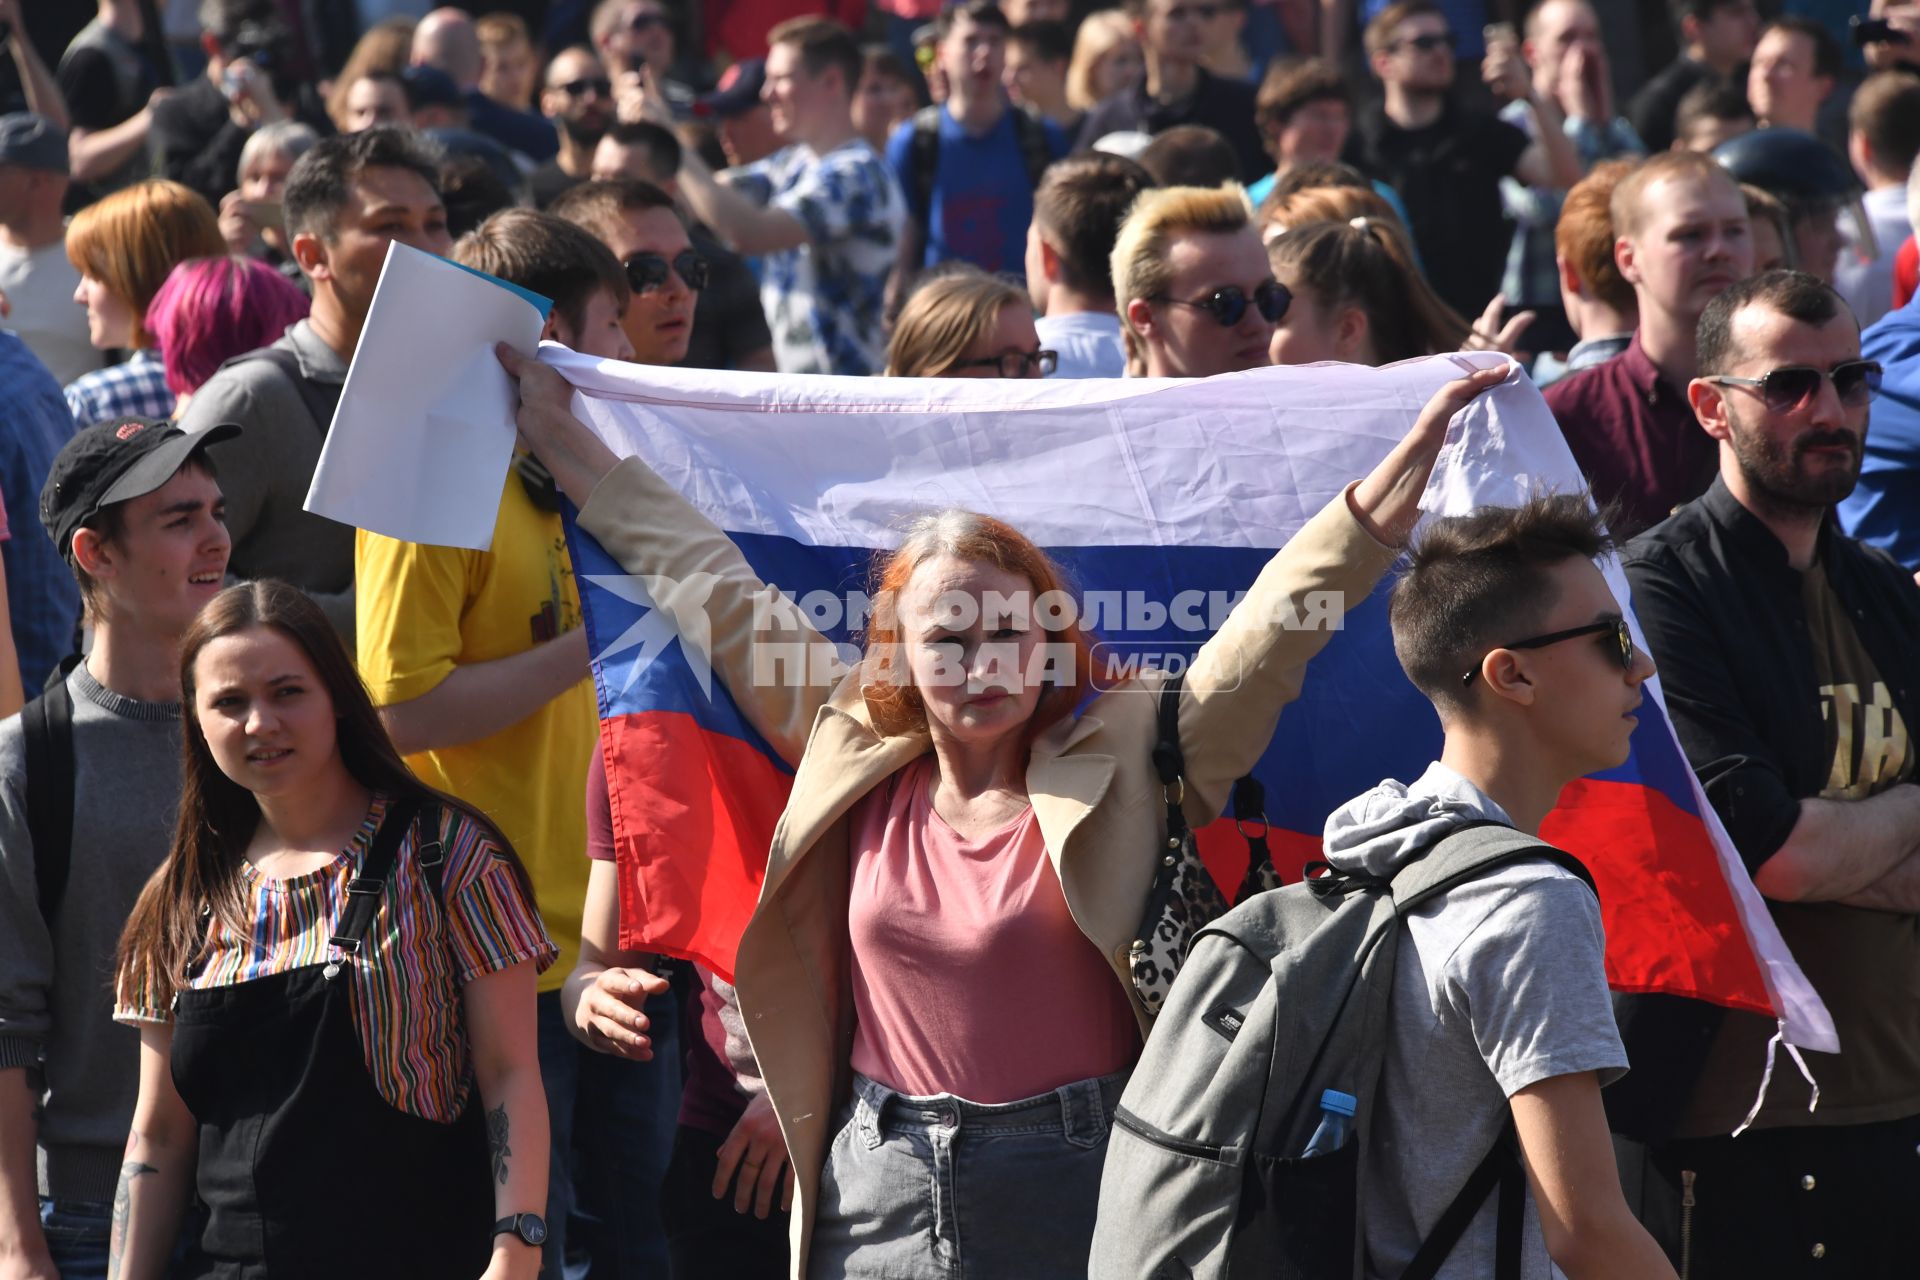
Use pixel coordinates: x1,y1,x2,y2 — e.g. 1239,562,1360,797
693,59,766,120
40,417,240,560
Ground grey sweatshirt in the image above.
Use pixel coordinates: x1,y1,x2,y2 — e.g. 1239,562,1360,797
0,665,184,1201
177,318,356,639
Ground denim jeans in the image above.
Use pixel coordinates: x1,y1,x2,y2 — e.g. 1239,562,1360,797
808,1070,1127,1279
535,985,682,1280
40,1197,109,1280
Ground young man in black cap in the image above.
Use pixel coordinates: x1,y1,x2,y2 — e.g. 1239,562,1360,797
0,416,234,1278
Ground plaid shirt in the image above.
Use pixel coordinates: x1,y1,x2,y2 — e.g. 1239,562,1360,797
1499,104,1644,310
63,348,174,429
0,333,79,687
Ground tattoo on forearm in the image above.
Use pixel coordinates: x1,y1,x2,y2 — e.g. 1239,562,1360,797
487,1104,511,1185
110,1159,158,1272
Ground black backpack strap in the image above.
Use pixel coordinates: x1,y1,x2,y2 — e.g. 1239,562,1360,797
415,801,447,901
22,678,77,925
1400,1120,1524,1280
908,105,942,220
323,796,421,980
1011,107,1056,191
220,345,343,440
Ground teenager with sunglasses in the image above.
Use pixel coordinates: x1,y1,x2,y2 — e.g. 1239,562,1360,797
1112,183,1280,377
1616,270,1920,1277
550,179,706,368
885,267,1057,379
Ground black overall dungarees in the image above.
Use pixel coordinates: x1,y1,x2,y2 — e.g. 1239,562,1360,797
169,801,494,1279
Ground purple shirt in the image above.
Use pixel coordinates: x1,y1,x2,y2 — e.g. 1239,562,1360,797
1543,331,1718,538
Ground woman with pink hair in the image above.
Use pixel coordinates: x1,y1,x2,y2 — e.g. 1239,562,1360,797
145,256,311,416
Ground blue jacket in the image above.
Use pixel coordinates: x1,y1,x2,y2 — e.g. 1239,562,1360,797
0,334,79,688
1839,296,1920,568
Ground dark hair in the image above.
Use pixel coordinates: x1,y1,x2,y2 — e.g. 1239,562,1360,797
1009,19,1073,63
1695,269,1850,377
549,177,682,246
1363,0,1444,58
438,151,515,239
1849,70,1920,179
1390,495,1613,714
603,120,682,180
767,17,862,97
1268,158,1372,203
935,0,1011,42
1671,0,1749,22
284,126,443,241
1255,56,1348,141
1033,152,1155,300
199,0,278,50
1138,126,1240,189
1267,217,1469,362
115,581,535,1011
1673,76,1754,139
1760,16,1842,82
453,208,631,337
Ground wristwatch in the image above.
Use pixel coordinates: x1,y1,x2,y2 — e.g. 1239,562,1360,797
493,1213,548,1247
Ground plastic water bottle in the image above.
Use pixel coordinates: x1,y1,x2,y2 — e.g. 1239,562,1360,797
1301,1089,1357,1158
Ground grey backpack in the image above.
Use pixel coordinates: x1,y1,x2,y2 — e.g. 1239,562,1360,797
1090,821,1596,1280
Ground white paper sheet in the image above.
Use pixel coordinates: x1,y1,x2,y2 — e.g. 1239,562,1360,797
302,241,546,550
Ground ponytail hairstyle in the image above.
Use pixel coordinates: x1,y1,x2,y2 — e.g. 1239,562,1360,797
115,580,535,1011
1265,216,1469,364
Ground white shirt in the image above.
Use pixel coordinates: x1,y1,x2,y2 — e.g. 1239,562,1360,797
0,238,98,387
1836,186,1913,331
1036,311,1126,379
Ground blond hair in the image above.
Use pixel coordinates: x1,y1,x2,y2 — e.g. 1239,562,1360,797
1110,185,1253,375
885,267,1032,378
65,180,225,350
1066,10,1138,112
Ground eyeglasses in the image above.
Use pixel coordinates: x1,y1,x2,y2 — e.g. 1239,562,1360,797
1461,616,1636,687
1154,280,1291,327
556,76,613,97
1165,3,1223,21
1394,31,1458,53
1699,360,1883,414
951,348,1059,378
623,250,709,294
627,12,670,31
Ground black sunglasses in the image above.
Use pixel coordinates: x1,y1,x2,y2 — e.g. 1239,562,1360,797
627,12,670,30
952,348,1059,378
1700,360,1882,414
557,76,612,97
1155,280,1290,327
1396,31,1458,53
623,250,709,294
1461,616,1636,687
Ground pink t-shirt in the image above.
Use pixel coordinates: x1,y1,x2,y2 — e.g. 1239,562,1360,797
847,756,1139,1104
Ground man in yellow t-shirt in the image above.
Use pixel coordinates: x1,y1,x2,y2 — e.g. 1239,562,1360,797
357,208,658,1278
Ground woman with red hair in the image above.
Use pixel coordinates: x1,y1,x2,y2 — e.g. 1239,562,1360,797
495,343,1505,1279
146,256,311,416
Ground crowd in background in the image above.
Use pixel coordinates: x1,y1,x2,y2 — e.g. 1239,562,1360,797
3,0,1920,1278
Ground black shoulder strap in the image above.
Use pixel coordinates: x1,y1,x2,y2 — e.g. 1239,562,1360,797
415,801,448,901
1011,107,1055,191
324,797,421,977
223,346,343,440
909,104,942,219
1153,674,1275,896
22,678,77,925
1401,1120,1524,1280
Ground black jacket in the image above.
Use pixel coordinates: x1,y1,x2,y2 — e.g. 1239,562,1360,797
1609,476,1920,1138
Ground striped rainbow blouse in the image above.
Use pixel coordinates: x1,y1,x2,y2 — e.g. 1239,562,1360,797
117,794,557,1123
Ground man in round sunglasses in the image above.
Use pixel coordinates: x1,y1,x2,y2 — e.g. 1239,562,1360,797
550,178,704,366
1621,270,1920,1274
1113,184,1279,378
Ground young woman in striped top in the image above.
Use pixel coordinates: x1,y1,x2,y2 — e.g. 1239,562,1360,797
109,581,556,1280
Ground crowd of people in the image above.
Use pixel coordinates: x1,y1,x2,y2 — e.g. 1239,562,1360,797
1,0,1919,1277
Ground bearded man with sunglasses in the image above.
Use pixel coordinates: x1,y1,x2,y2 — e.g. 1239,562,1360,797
1615,270,1920,1277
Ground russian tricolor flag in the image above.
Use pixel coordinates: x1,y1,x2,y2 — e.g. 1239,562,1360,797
543,347,1834,1055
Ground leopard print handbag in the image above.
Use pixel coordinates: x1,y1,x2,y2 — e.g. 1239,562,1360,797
1129,676,1281,1016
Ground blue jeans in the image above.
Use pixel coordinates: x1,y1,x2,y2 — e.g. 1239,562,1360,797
809,1070,1127,1279
535,985,681,1280
40,1197,109,1280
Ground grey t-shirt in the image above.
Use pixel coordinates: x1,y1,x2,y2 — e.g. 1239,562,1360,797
1322,763,1627,1279
0,665,184,1201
